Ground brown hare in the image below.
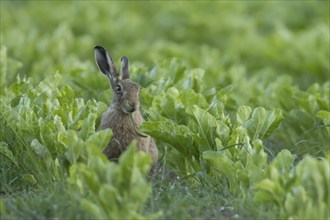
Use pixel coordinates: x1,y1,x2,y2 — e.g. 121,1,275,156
94,46,158,168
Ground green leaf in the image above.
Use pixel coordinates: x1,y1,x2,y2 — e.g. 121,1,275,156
184,68,205,92
213,85,234,104
227,126,251,149
296,156,329,204
186,105,218,151
22,174,37,185
99,184,122,215
80,165,100,194
81,199,107,219
246,107,266,140
78,114,97,140
141,120,197,159
236,105,252,125
30,139,49,157
284,186,308,217
0,142,18,167
180,89,209,109
317,110,330,135
271,149,296,175
161,87,184,122
70,143,155,219
58,130,84,164
216,121,230,146
260,108,284,139
245,107,284,140
30,139,52,168
203,151,238,194
86,129,112,150
254,178,284,206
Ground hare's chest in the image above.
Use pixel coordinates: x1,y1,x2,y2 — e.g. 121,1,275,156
112,123,136,140
99,109,135,136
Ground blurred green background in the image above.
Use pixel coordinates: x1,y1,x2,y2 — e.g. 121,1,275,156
1,1,329,88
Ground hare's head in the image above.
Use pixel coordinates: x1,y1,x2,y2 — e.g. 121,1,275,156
94,46,140,114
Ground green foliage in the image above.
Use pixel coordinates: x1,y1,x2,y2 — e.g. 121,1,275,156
273,82,330,156
1,74,154,219
254,153,329,219
70,144,158,219
1,183,89,219
142,85,284,182
317,110,330,135
1,1,329,219
0,74,107,187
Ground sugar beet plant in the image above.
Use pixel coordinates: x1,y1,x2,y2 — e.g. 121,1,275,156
0,73,108,185
1,57,329,220
0,73,157,219
140,59,329,219
1,1,329,219
1,61,328,219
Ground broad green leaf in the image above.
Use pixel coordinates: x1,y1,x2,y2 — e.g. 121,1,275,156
254,178,284,206
296,156,329,204
141,120,197,159
227,126,251,151
161,87,184,122
86,129,112,150
246,107,266,140
316,110,330,123
78,114,97,140
248,139,268,168
79,165,100,194
183,68,205,92
293,90,319,114
81,199,107,219
53,115,66,133
245,140,268,184
0,46,23,94
271,149,296,175
213,85,234,104
161,58,186,86
71,144,154,219
180,89,209,109
216,121,230,145
134,151,153,177
284,186,308,217
186,105,218,151
58,130,84,164
0,142,18,167
245,107,283,140
116,143,136,191
260,108,283,139
30,139,52,168
99,184,122,214
57,85,75,106
236,105,252,125
22,174,37,185
203,151,238,194
317,110,330,135
30,139,49,157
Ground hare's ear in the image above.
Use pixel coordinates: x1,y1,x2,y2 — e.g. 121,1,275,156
94,46,119,80
121,56,130,80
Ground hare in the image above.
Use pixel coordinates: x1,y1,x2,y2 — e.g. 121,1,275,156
94,46,158,168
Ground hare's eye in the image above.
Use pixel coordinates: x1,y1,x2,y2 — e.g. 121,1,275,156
116,84,122,93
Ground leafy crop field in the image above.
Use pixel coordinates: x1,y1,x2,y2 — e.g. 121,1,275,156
1,1,329,219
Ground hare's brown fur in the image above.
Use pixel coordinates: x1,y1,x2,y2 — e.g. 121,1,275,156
99,105,158,164
94,46,158,168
